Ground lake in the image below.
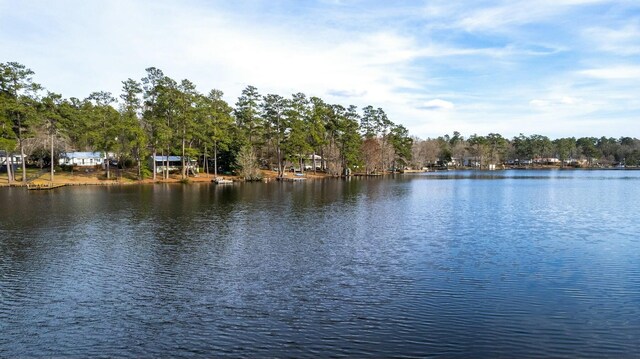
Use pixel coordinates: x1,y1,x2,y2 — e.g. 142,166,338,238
1,170,640,357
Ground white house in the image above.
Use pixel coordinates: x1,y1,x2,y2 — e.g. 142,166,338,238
534,157,561,165
462,156,480,167
149,155,198,174
59,152,106,167
304,154,322,170
1,151,23,174
0,151,23,166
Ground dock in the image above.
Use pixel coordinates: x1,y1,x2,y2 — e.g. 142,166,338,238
213,178,234,184
401,169,428,173
353,173,383,177
276,176,306,182
27,182,67,190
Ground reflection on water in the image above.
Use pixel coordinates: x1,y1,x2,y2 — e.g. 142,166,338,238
1,171,640,357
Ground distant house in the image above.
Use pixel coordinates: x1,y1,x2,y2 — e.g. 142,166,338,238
303,154,322,170
148,155,198,174
0,151,23,172
0,151,23,165
462,156,480,167
566,158,588,166
59,152,106,167
534,157,560,165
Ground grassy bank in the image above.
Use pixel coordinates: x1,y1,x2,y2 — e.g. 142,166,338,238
0,168,332,187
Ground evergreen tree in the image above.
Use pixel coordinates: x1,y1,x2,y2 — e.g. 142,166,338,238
0,96,17,183
284,93,312,173
200,89,234,178
39,92,65,182
261,93,287,176
234,85,263,147
119,78,147,179
141,67,167,180
0,62,42,182
86,91,119,179
308,97,329,173
388,124,412,170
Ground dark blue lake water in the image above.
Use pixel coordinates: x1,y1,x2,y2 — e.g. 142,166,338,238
1,170,639,357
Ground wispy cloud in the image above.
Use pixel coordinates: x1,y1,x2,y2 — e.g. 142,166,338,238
327,89,367,98
584,23,640,55
452,0,612,32
579,66,640,80
1,0,639,138
420,99,455,110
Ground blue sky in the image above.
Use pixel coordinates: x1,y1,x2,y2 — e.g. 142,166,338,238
1,0,639,139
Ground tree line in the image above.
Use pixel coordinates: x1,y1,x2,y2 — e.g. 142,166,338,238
2,62,638,185
0,62,413,183
412,132,640,169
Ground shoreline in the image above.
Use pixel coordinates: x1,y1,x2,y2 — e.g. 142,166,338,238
0,169,335,188
1,166,637,188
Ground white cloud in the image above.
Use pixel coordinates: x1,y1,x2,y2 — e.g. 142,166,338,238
529,99,550,107
584,24,640,55
530,96,583,107
421,99,455,110
2,0,640,139
453,0,612,32
560,96,578,105
579,66,640,80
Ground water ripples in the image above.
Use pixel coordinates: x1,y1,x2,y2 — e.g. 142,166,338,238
2,174,640,357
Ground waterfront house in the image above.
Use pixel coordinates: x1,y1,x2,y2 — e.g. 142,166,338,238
534,157,561,165
462,156,480,167
0,151,23,165
59,152,106,167
304,154,323,170
0,151,23,172
148,155,198,174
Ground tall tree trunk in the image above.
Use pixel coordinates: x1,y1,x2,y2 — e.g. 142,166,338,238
162,150,166,180
277,144,282,177
5,150,13,184
50,132,54,183
204,143,209,177
166,147,170,180
160,149,165,180
9,153,14,183
20,143,26,183
106,153,110,180
214,142,218,178
181,125,186,179
341,142,346,175
152,148,157,181
18,113,26,183
380,141,385,174
313,151,317,174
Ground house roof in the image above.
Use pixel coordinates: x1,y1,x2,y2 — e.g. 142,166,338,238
151,155,195,162
0,150,21,156
61,152,104,159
